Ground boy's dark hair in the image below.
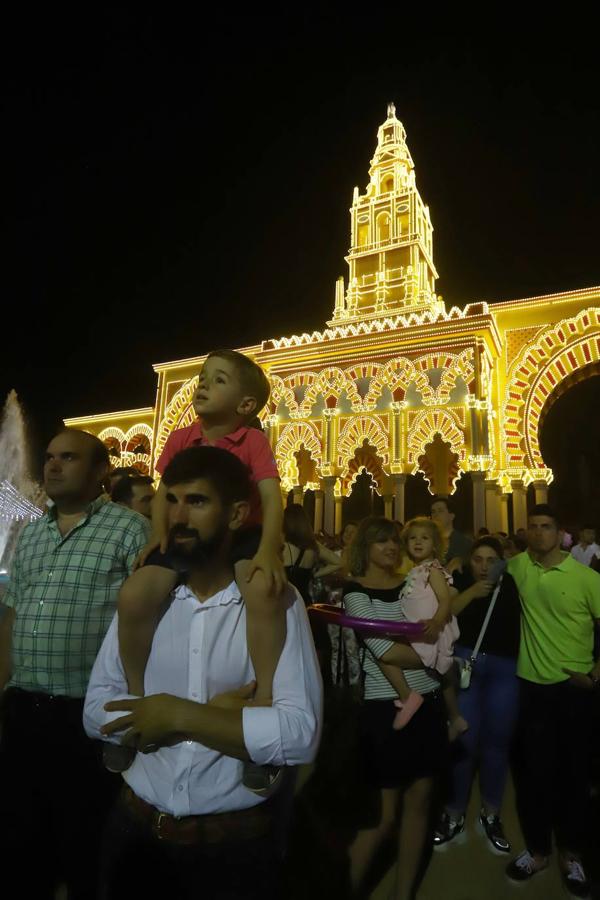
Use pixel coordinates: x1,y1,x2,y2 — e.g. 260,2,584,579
206,350,271,416
470,536,504,559
162,446,251,506
529,504,560,527
111,475,153,505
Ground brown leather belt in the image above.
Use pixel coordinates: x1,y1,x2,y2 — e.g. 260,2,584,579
122,785,273,846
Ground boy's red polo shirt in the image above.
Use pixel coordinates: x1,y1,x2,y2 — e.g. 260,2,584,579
156,422,279,526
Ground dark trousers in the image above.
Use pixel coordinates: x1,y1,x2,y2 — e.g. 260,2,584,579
100,792,283,900
0,687,121,900
514,678,594,857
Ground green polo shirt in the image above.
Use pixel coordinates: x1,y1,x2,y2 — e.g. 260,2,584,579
508,551,600,684
3,495,150,697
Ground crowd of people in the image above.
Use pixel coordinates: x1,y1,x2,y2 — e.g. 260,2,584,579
0,348,598,900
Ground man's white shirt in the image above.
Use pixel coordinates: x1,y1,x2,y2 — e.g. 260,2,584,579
84,581,322,816
571,542,600,567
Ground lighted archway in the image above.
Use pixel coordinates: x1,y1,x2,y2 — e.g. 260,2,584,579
275,422,322,493
504,308,600,470
406,408,466,490
154,376,198,469
338,415,389,484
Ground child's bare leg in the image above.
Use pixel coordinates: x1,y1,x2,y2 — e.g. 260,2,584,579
442,667,468,741
235,559,286,704
118,566,177,696
377,645,424,730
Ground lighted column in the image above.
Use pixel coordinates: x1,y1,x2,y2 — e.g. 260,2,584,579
485,479,502,534
322,476,337,536
322,409,340,471
511,480,528,532
392,474,407,523
498,492,509,535
384,495,393,520
313,490,324,534
292,485,304,507
390,401,408,471
264,414,279,451
334,496,343,536
471,471,486,534
533,480,548,505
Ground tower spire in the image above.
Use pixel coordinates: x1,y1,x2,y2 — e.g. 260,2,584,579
328,107,439,326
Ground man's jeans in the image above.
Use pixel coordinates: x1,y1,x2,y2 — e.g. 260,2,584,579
448,645,519,815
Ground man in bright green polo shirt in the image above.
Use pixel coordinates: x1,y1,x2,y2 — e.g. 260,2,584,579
505,504,600,898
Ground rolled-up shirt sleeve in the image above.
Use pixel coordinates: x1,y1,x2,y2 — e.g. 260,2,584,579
242,587,322,766
343,589,394,660
83,615,139,743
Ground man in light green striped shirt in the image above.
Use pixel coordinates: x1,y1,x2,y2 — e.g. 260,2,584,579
0,428,150,898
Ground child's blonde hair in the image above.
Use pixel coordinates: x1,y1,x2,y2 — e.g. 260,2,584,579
401,516,447,563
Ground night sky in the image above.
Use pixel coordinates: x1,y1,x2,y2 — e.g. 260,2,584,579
3,13,600,476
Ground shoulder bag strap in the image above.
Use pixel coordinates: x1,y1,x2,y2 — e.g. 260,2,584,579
471,575,503,663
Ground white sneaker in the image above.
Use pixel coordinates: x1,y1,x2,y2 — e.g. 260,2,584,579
506,849,549,882
561,858,590,899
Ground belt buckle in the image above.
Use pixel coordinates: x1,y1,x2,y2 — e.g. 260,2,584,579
155,811,168,841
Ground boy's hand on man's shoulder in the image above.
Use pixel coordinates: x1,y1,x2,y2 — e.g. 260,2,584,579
246,547,287,596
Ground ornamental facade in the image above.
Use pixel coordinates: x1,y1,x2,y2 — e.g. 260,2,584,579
65,105,600,535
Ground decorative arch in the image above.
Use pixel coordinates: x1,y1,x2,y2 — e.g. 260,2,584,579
154,376,198,468
275,422,322,493
343,446,387,496
300,367,355,417
98,426,126,446
364,357,433,408
337,415,389,476
406,408,466,471
268,375,299,419
504,308,600,469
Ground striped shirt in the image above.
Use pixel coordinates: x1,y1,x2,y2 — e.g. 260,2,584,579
4,495,151,697
343,581,440,700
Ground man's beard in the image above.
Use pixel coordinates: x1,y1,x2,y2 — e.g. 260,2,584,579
167,522,229,569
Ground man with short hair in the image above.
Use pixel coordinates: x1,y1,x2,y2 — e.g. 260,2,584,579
571,525,600,568
109,465,141,494
505,504,600,897
112,474,155,520
84,446,322,900
0,428,151,899
430,496,472,566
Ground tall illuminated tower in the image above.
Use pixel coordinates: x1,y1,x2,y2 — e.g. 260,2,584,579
330,103,440,324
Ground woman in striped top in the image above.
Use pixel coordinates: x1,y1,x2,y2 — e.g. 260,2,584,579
344,517,449,900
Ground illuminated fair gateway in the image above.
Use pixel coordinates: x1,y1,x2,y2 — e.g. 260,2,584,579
65,105,600,535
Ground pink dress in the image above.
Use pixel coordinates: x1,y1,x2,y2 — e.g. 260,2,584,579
400,559,460,675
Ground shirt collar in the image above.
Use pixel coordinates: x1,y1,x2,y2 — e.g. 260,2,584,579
174,580,242,610
46,493,109,522
192,422,248,446
526,549,571,572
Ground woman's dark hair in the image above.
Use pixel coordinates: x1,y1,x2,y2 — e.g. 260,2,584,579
283,504,318,552
348,516,400,577
470,536,504,559
162,446,251,506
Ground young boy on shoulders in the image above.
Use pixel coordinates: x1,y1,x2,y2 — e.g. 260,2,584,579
112,350,285,792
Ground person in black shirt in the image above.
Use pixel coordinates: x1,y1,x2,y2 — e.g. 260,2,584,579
433,537,521,855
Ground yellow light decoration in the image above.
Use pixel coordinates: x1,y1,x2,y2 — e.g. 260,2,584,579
63,105,600,531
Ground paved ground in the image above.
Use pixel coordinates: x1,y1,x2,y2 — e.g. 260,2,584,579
283,694,600,900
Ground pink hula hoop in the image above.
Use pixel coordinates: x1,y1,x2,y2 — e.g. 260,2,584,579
308,604,425,638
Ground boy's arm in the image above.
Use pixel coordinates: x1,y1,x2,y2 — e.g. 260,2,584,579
248,477,285,593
